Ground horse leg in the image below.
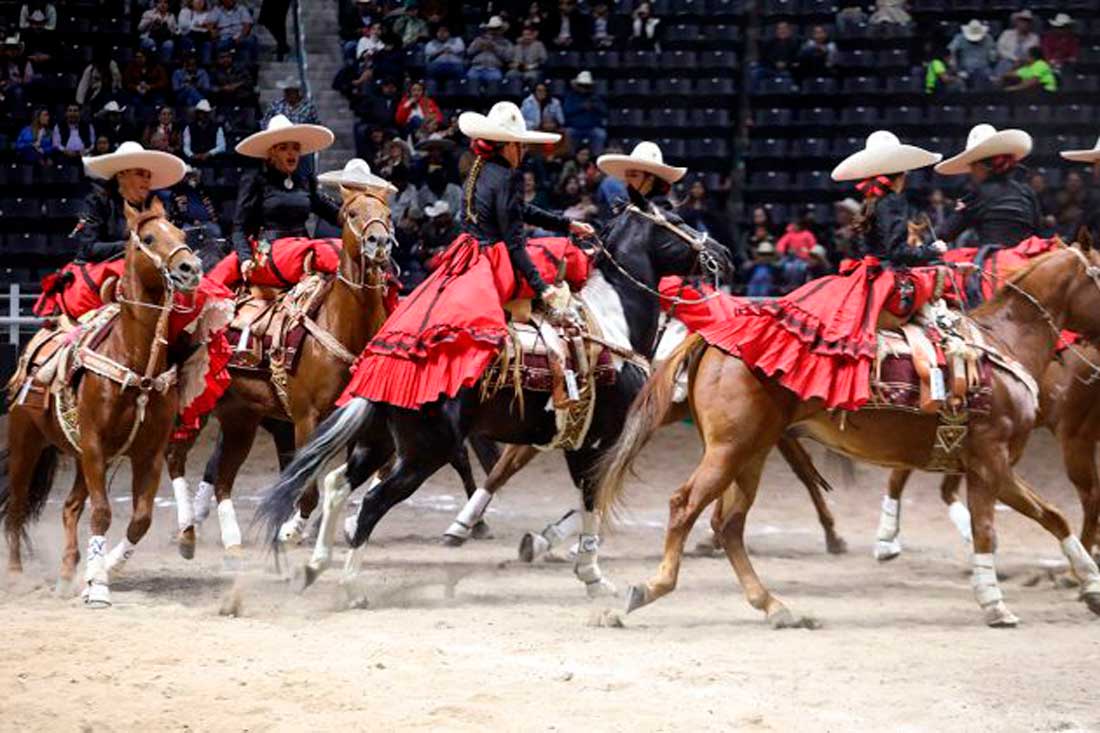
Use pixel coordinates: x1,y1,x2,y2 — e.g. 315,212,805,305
997,472,1100,616
874,469,910,561
940,474,972,545
209,413,260,560
776,436,847,554
965,452,1018,627
171,431,201,559
79,446,112,608
567,449,616,598
104,449,164,581
442,442,494,546
57,470,88,594
1061,434,1100,559
504,447,584,563
192,428,222,531
3,414,46,575
277,416,318,545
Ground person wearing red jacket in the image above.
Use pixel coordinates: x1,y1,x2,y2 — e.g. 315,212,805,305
394,80,442,135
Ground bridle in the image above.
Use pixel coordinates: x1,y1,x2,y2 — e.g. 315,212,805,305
337,188,397,291
114,214,198,314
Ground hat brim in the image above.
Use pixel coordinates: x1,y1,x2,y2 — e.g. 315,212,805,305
831,144,942,181
83,150,186,189
1061,149,1100,163
235,124,334,157
457,111,560,144
962,28,987,41
934,129,1032,176
597,154,687,183
317,169,398,194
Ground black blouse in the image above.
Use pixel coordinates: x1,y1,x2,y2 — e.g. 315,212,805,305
941,175,1042,246
73,181,157,263
463,157,570,295
231,164,342,262
859,192,940,266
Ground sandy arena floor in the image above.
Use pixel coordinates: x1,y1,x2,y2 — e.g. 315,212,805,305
1,421,1098,732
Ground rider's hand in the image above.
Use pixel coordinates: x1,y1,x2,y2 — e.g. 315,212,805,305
240,258,256,280
541,282,571,312
569,220,595,238
930,239,948,254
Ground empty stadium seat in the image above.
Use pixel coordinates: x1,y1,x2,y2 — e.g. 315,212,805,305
749,138,788,157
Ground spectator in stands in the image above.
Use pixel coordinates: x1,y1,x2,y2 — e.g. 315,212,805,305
745,240,779,297
510,23,547,84
948,20,996,88
563,70,607,155
76,49,123,109
179,0,218,65
95,101,133,150
213,0,258,66
527,115,572,184
924,40,960,95
590,3,620,50
995,9,1039,76
395,79,442,135
831,198,859,258
1041,13,1079,69
467,16,513,85
389,164,424,277
140,0,179,64
778,245,811,293
555,173,582,209
520,82,564,131
797,25,837,81
92,135,111,156
627,3,661,53
1002,47,1058,93
357,124,389,169
754,21,800,92
1027,170,1057,221
808,244,831,278
740,206,776,266
183,98,226,161
417,165,462,216
522,169,552,210
419,199,457,275
124,49,170,119
172,53,212,108
564,190,599,223
14,107,53,164
424,24,464,81
371,30,407,81
559,143,597,190
925,188,950,232
394,1,430,49
52,103,95,160
1055,170,1088,236
0,35,31,122
264,77,320,126
169,165,223,241
355,76,401,127
776,216,818,260
144,105,182,155
19,1,56,31
546,0,592,52
378,138,412,180
869,0,910,26
258,0,293,61
679,179,728,245
210,47,252,107
346,22,383,65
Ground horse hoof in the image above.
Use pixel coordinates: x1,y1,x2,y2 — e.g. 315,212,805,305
518,532,549,563
291,564,320,594
222,546,245,572
983,601,1020,628
623,584,649,614
441,532,467,547
826,533,849,555
767,607,818,630
471,520,493,540
54,576,77,598
585,577,618,599
1081,591,1100,616
873,539,901,562
82,582,111,609
178,530,196,560
343,585,370,610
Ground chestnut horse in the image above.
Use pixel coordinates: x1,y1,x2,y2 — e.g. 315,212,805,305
2,200,202,607
598,245,1100,627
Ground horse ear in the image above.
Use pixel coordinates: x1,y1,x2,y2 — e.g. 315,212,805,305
148,196,166,219
339,185,357,203
1076,224,1093,252
123,200,141,231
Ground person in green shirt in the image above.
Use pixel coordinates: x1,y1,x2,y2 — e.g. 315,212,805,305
924,41,960,94
1004,47,1058,92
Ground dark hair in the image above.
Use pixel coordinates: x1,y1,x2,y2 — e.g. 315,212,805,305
852,172,903,236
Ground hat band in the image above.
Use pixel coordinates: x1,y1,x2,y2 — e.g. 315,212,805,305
856,175,892,200
470,138,501,160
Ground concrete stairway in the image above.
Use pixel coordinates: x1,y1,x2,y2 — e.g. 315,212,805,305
298,0,356,173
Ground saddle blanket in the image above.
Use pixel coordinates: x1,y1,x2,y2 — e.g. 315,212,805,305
484,319,617,393
866,329,993,415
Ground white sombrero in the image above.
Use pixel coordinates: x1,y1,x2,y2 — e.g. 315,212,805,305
1061,136,1100,163
935,124,1032,176
425,200,451,218
235,114,334,158
961,19,988,42
83,141,186,189
317,158,397,194
458,101,560,144
597,141,687,184
831,130,941,181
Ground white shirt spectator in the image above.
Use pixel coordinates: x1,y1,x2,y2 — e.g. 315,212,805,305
179,6,216,34
183,123,226,158
996,27,1039,64
356,34,385,60
212,3,252,40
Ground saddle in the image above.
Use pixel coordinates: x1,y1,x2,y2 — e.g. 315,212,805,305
226,274,331,374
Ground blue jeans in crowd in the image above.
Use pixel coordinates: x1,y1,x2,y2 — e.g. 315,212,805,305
141,35,175,64
466,66,503,85
427,60,466,82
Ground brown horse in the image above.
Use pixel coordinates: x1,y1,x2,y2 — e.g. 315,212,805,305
166,186,396,559
878,340,1100,562
598,245,1100,627
2,200,202,607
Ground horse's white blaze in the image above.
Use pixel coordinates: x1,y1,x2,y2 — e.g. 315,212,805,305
217,499,242,549
445,488,492,540
193,480,215,525
309,464,353,574
172,477,194,531
578,270,633,369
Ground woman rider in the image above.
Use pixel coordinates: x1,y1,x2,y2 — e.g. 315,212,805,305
34,141,186,319
206,114,343,289
337,100,594,410
697,130,944,411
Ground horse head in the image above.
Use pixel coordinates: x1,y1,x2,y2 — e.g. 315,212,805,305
339,186,395,287
123,197,201,300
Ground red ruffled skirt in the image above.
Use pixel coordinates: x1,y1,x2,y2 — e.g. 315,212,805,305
206,236,342,289
168,277,235,441
338,233,590,409
697,257,938,410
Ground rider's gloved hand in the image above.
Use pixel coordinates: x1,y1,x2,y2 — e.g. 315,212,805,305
240,258,257,281
542,282,571,311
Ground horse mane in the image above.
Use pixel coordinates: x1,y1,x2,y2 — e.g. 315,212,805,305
970,247,1069,318
131,207,167,234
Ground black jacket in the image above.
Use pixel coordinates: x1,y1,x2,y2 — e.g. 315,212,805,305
941,175,1041,246
860,192,940,266
72,181,157,263
463,157,570,296
231,165,341,263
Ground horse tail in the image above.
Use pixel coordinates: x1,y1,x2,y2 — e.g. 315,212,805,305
596,333,707,520
252,398,375,545
0,446,60,547
776,435,835,494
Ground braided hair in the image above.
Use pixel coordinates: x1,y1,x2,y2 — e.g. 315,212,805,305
463,138,503,225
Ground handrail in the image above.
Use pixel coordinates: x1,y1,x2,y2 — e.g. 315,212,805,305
290,0,309,97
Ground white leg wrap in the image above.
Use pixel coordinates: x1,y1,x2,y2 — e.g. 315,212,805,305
278,511,307,544
547,509,582,546
947,501,973,544
445,488,492,540
310,465,352,572
173,477,195,531
104,537,136,577
971,553,1003,607
84,535,108,585
574,511,615,597
1062,536,1100,594
217,500,242,549
193,481,215,525
876,496,900,541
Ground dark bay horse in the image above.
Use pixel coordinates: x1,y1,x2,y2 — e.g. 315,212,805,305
598,244,1100,628
255,206,733,601
2,200,202,607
